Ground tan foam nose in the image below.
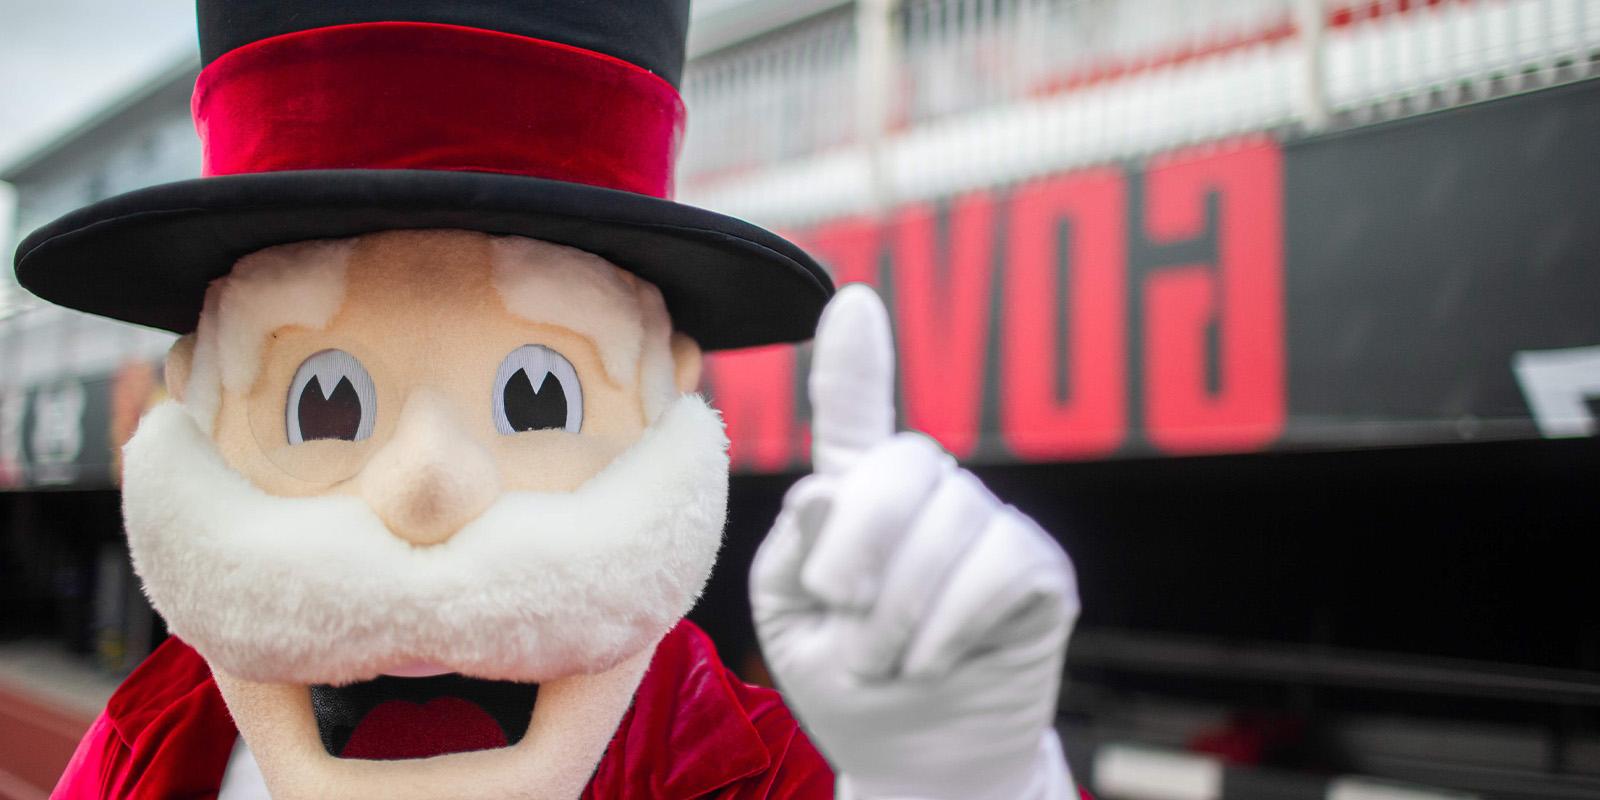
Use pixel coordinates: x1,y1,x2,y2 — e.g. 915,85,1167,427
359,390,500,546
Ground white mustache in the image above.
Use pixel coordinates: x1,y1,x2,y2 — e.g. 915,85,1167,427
122,396,729,686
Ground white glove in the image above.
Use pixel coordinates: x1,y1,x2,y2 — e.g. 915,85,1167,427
751,285,1080,800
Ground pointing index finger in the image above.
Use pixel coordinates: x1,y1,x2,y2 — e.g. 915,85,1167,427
809,284,897,475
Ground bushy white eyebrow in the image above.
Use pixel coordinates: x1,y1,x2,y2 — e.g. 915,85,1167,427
181,233,678,434
184,239,352,433
489,236,644,387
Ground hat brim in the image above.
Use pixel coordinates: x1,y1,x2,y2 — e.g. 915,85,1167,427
13,169,833,350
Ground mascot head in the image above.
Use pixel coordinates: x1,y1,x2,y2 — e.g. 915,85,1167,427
12,1,831,797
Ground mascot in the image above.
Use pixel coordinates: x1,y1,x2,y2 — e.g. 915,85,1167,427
14,2,1080,798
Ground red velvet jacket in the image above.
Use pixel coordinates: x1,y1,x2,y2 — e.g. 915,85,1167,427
52,620,833,799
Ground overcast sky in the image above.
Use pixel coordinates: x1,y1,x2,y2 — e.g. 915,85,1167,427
0,0,199,169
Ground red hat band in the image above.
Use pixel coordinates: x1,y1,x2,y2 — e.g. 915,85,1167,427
192,22,686,198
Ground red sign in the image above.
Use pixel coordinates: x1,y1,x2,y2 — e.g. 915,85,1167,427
703,137,1287,471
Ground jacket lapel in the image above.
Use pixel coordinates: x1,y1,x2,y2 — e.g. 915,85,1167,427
584,621,774,799
103,636,237,797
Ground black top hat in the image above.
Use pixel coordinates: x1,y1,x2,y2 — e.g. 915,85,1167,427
11,0,833,350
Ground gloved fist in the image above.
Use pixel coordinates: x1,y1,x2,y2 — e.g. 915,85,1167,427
751,285,1080,800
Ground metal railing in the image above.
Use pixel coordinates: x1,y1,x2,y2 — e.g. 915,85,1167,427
896,0,1295,127
679,0,1600,226
1324,0,1600,118
679,9,859,192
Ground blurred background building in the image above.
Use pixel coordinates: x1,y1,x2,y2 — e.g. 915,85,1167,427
2,1,1599,798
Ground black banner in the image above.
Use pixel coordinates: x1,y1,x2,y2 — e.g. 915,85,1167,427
703,80,1600,471
1286,80,1600,446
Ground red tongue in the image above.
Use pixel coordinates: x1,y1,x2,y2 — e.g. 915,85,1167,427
340,697,508,760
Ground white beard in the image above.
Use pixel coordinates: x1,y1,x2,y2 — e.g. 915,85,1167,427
122,395,729,686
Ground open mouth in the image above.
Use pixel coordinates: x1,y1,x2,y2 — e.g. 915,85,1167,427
310,674,538,760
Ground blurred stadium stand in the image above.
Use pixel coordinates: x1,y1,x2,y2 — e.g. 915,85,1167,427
2,1,1598,798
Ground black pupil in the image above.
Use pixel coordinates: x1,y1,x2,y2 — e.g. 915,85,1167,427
298,375,363,441
503,369,568,432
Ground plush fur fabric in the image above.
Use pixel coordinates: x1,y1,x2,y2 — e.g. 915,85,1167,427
180,232,683,431
122,394,729,685
489,236,645,389
184,239,352,432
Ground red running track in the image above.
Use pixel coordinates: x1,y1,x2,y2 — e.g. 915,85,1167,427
0,680,92,800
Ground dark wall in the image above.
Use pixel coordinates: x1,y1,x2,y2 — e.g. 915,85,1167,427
0,490,123,649
695,437,1600,679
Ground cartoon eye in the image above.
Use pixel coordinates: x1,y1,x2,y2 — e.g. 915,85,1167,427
494,345,583,434
286,350,376,444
